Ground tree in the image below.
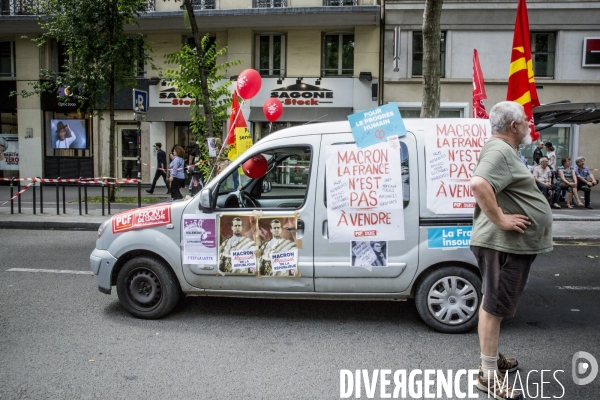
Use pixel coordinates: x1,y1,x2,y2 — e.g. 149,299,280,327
14,0,152,197
164,0,240,182
420,0,444,118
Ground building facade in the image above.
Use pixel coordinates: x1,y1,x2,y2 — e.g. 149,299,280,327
0,0,381,182
383,0,600,168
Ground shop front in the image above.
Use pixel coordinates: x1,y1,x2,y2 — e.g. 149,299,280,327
0,80,18,180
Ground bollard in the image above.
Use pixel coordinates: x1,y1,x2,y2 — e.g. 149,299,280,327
32,179,36,215
62,181,66,214
39,177,43,214
84,183,88,215
138,178,141,208
78,178,82,215
56,176,60,215
10,178,14,214
17,179,21,213
107,181,111,215
101,182,105,217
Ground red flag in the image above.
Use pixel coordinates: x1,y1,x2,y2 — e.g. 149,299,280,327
506,0,540,141
472,49,488,119
226,90,247,145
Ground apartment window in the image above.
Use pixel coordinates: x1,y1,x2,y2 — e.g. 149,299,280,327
133,37,146,78
191,0,215,10
323,0,357,5
50,40,70,75
412,31,446,77
255,34,285,77
322,33,354,76
253,0,286,7
531,32,555,78
396,102,468,118
0,41,16,78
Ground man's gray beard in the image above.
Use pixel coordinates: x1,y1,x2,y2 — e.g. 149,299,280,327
521,132,532,145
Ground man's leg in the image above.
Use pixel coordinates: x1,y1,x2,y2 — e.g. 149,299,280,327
160,170,171,192
536,182,549,200
579,181,591,206
146,170,160,193
478,303,503,378
551,185,561,206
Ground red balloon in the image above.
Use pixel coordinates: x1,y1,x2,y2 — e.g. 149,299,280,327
242,154,268,179
236,69,262,100
263,98,283,122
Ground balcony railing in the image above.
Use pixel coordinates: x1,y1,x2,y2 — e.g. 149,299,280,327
145,0,155,12
323,0,358,6
192,0,215,10
253,0,287,8
1,0,40,15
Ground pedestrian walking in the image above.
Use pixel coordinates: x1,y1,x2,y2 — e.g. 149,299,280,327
470,101,553,400
145,143,171,195
168,145,186,200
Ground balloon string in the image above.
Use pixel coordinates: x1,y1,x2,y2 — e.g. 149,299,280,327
268,122,272,136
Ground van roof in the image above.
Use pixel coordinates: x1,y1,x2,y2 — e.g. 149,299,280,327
258,121,353,144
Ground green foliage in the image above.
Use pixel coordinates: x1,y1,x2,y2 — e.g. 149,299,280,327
165,34,240,181
14,0,153,115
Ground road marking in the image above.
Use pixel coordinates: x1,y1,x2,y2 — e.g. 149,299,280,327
6,268,93,275
558,286,600,290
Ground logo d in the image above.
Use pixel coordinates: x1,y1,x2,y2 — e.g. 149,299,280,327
572,351,598,385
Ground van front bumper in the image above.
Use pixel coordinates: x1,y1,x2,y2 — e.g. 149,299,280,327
90,248,118,295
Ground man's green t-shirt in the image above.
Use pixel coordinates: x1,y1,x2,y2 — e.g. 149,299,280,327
471,137,553,254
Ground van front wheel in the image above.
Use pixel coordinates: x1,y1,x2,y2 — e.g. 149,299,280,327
415,266,482,333
116,256,181,319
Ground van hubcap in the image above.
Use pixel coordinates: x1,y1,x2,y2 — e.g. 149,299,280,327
427,276,478,325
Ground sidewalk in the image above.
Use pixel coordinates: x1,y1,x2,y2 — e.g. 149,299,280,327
1,183,599,241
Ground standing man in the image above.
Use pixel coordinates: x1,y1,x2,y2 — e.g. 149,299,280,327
574,156,598,209
145,143,170,195
532,141,544,165
470,101,552,400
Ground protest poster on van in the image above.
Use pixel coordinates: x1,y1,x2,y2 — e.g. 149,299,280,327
325,137,405,243
257,216,299,277
218,215,257,274
0,134,18,171
424,119,491,214
182,215,217,264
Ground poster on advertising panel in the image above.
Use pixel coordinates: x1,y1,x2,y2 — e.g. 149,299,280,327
325,137,405,243
423,119,491,214
257,216,299,277
0,134,18,171
218,215,258,275
182,215,217,264
347,103,407,148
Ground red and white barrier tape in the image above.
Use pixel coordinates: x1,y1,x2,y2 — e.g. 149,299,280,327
0,182,34,207
0,177,140,184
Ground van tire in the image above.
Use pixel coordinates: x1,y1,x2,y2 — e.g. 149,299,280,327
415,266,482,333
116,256,181,319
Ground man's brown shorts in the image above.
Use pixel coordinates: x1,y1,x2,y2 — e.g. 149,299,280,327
471,246,537,318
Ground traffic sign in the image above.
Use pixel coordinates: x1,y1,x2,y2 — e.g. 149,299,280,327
133,89,148,113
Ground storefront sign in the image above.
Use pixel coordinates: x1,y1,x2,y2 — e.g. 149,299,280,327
348,103,406,148
149,84,198,107
0,134,18,171
252,78,354,108
325,138,405,243
424,119,491,214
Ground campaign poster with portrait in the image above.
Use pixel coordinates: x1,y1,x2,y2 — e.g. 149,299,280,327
257,216,299,277
350,241,388,270
423,119,491,214
325,137,405,243
0,134,18,171
182,215,217,264
218,214,258,275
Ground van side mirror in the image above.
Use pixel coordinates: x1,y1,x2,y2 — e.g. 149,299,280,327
199,187,212,210
262,180,272,193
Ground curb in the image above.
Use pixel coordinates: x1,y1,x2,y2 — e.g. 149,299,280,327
553,236,600,242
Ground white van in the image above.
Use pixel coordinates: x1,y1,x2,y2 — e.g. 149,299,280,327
91,120,483,333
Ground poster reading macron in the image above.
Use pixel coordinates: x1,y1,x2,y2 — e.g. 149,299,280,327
424,119,491,214
325,139,405,243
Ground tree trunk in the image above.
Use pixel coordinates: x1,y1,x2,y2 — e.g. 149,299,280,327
183,0,214,140
420,0,444,118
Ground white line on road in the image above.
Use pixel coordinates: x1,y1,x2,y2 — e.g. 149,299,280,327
558,286,600,290
6,268,93,275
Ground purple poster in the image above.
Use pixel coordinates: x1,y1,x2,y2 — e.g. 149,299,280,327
183,215,217,264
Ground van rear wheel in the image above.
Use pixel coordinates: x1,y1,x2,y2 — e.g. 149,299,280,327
415,266,482,333
116,256,181,319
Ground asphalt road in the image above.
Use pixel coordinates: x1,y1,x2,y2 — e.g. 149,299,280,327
1,230,599,399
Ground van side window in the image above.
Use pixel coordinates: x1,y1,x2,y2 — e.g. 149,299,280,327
324,142,410,209
215,146,312,210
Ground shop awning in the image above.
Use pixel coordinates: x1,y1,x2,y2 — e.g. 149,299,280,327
146,107,196,122
249,107,353,123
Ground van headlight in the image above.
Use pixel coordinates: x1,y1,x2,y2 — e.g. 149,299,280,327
97,218,112,239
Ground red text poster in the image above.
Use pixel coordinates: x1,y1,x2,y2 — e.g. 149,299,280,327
424,119,491,214
112,204,172,233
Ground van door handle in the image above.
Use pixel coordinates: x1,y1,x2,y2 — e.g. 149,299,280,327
322,220,328,239
287,219,304,238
